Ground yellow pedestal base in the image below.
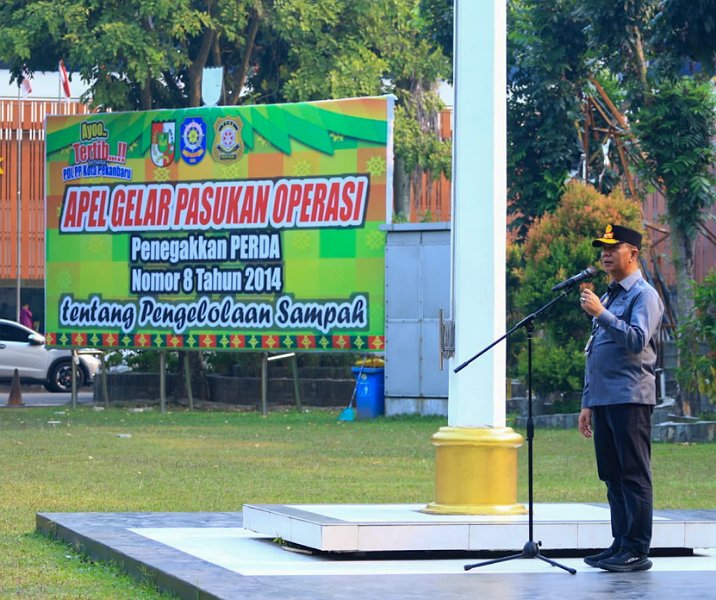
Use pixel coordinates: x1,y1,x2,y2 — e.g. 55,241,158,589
423,426,527,515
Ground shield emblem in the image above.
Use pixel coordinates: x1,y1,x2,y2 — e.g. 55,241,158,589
180,117,207,165
150,122,175,168
202,67,224,106
212,117,244,162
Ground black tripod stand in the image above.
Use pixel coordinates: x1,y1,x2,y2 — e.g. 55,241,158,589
456,291,577,575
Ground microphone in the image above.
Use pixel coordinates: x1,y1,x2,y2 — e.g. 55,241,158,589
551,266,598,292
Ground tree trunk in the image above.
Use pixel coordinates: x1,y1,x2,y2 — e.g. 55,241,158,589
141,74,152,111
628,25,649,95
406,78,442,221
232,11,260,105
177,351,211,403
393,156,410,220
671,224,697,416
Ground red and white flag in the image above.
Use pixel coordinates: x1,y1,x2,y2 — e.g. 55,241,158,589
59,60,71,98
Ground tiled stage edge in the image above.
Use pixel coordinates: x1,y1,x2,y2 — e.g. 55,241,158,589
242,503,716,552
35,508,716,600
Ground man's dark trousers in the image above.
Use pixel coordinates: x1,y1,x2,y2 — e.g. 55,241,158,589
593,403,653,555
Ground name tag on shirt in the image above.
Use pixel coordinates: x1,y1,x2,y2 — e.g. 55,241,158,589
584,334,594,355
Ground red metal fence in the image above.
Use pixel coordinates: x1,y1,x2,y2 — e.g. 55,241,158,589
0,99,89,284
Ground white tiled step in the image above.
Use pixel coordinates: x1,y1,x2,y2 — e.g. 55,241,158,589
242,503,716,553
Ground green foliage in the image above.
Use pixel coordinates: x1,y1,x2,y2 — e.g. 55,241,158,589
106,349,179,373
574,0,658,85
651,0,716,75
634,78,716,240
227,1,449,209
506,242,527,375
510,181,643,395
0,0,454,218
516,181,642,336
518,335,587,395
0,0,215,109
419,0,454,66
508,0,715,247
0,0,452,216
394,99,452,181
0,0,451,114
272,0,388,102
676,271,716,400
507,0,590,236
507,0,716,392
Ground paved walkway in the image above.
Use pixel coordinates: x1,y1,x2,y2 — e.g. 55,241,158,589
0,387,94,407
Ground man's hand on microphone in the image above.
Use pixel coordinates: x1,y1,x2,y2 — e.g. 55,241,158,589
579,288,603,317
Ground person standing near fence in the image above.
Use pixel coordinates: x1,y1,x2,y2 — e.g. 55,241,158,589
577,224,664,573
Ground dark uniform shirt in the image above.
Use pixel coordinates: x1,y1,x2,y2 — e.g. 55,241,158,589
581,270,664,408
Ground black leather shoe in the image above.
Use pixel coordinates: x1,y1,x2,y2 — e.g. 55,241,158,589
597,550,652,572
583,547,618,567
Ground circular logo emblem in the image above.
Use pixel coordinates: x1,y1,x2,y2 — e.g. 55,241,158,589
212,117,243,162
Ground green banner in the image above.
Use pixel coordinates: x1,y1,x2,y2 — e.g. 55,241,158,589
45,96,393,353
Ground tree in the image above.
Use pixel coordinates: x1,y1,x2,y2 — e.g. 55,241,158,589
651,0,716,75
574,1,716,268
419,0,454,66
634,78,716,321
268,0,452,219
506,0,591,237
0,1,451,210
574,0,659,101
676,271,716,413
634,78,716,415
0,0,210,110
510,181,643,396
508,1,716,411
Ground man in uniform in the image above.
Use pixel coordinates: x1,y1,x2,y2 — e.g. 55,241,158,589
578,224,664,573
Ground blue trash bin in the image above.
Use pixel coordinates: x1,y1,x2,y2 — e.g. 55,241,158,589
351,366,385,419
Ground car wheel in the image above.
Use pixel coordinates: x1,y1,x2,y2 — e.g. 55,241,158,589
45,359,86,393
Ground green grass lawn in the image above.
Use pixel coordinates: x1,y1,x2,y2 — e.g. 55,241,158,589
1,406,714,598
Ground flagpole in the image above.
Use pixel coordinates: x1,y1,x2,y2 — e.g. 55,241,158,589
15,83,22,321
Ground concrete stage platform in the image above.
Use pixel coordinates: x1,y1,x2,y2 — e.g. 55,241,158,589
37,507,716,600
242,503,716,552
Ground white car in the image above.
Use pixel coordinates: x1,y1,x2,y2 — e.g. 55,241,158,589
0,319,102,393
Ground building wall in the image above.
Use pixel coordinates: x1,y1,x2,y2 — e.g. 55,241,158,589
0,99,89,321
642,188,716,285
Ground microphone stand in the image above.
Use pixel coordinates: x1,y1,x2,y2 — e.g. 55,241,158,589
458,289,577,575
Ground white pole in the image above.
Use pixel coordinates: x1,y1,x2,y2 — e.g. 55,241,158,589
425,0,522,516
15,86,22,321
71,350,78,409
448,0,507,427
159,350,167,413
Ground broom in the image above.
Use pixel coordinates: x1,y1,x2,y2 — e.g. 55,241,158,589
338,357,366,421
